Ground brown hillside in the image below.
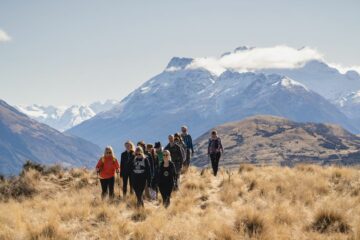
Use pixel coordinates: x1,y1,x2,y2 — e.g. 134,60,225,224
193,115,360,167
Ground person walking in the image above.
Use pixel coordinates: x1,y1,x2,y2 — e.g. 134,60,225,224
165,135,184,190
120,141,135,197
208,130,224,176
96,146,120,200
181,125,194,169
154,142,164,166
156,150,177,208
174,133,187,163
129,146,151,207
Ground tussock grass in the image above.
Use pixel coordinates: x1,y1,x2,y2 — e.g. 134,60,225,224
0,163,360,239
310,209,350,234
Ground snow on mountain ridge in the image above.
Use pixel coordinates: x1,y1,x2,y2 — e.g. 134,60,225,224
67,67,358,150
16,100,118,132
273,77,310,91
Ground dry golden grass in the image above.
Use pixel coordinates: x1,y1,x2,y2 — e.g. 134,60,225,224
1,163,360,239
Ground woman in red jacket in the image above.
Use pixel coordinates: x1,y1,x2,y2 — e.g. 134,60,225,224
96,146,120,200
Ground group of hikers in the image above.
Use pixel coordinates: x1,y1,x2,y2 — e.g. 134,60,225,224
95,126,224,208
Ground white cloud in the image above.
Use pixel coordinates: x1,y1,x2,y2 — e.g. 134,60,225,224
0,29,11,42
328,63,360,75
187,45,325,75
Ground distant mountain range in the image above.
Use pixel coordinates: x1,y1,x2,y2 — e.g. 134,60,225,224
192,115,360,167
16,100,118,131
12,46,360,167
0,100,101,176
66,47,360,150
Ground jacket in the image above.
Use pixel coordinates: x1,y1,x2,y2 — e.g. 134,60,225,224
129,156,151,184
182,133,194,152
165,142,185,169
96,156,120,179
156,161,177,187
208,137,223,154
120,150,135,177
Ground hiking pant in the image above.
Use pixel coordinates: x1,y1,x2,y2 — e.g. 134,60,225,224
100,177,115,199
173,161,182,190
122,173,133,196
184,149,191,168
132,175,147,207
144,184,151,200
210,152,221,176
159,181,174,208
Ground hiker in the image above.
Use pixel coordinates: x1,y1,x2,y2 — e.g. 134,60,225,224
154,141,164,166
129,146,151,207
145,143,157,201
165,135,184,190
146,143,156,177
120,141,135,197
181,125,194,168
137,141,146,151
208,130,224,176
156,150,177,208
149,142,162,200
137,141,152,174
96,146,120,200
174,133,187,162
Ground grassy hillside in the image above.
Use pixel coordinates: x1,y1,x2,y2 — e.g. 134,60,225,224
193,116,360,167
1,163,360,239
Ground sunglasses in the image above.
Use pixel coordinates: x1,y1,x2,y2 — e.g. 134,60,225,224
164,154,170,156
135,153,142,156
106,152,112,154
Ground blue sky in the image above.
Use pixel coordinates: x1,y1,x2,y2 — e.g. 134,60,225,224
0,0,359,105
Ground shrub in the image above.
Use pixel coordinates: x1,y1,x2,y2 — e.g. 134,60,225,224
238,164,254,173
311,209,350,234
75,177,89,189
96,210,109,223
234,211,266,238
131,210,147,222
0,175,36,201
22,160,44,173
43,165,63,176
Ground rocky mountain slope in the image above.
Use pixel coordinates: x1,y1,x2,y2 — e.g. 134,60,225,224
0,100,101,175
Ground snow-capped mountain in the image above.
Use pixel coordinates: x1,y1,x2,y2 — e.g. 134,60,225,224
16,100,118,132
261,60,360,101
188,46,360,101
67,57,358,150
335,90,360,125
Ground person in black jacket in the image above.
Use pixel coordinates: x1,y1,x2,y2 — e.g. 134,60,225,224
165,135,184,190
157,150,177,208
130,146,152,207
120,141,135,197
208,130,224,176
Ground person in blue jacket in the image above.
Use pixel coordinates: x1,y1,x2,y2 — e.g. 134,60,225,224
181,125,195,168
